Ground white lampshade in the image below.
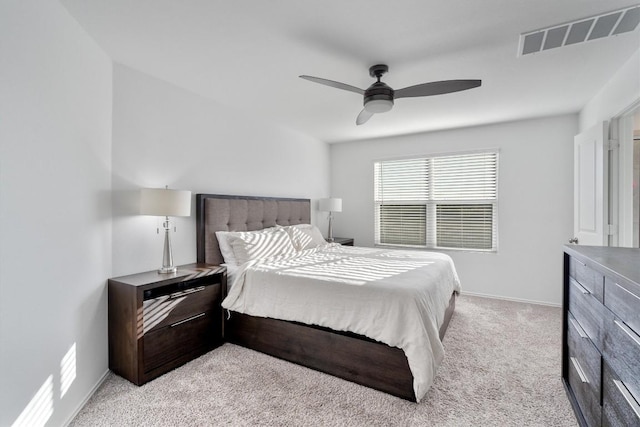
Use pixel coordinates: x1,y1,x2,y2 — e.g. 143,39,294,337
140,188,191,217
319,198,342,213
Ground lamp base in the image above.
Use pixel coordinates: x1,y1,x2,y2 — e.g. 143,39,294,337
158,266,177,274
158,216,177,274
327,213,334,242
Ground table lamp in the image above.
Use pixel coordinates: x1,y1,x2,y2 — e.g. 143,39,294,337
140,186,191,273
319,198,342,242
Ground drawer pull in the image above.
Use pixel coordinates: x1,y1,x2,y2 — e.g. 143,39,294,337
570,357,589,384
170,312,205,328
613,281,640,304
571,279,590,295
169,286,206,300
569,317,588,339
613,379,640,421
615,320,640,348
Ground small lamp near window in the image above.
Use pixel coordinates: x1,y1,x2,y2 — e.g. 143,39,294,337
140,186,191,274
319,198,342,242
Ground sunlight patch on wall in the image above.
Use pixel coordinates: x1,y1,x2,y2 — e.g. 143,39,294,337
60,343,76,398
11,375,54,427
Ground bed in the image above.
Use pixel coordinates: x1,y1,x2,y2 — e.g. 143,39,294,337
195,193,460,402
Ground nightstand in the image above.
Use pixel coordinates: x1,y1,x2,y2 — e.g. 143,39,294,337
330,237,354,246
108,263,226,385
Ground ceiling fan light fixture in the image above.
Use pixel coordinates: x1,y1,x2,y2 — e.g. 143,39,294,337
300,63,481,125
365,99,393,113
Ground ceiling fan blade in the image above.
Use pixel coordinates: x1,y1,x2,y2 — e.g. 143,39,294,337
394,79,482,99
299,75,364,95
356,109,374,125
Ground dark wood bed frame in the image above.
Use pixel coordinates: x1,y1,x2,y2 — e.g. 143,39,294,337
196,193,456,401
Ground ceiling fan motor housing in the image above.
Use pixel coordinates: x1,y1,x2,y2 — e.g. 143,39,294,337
364,82,394,113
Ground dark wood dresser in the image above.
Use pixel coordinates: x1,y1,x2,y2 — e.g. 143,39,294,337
563,245,640,426
108,263,226,385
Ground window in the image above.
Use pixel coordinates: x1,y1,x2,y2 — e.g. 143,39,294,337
374,151,498,251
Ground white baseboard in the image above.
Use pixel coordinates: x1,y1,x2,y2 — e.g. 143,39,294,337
63,370,110,427
460,290,561,308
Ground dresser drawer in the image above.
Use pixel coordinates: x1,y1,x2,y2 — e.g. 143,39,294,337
570,257,604,303
569,277,606,350
567,313,602,427
603,313,640,403
603,362,640,427
143,309,220,373
568,312,601,390
143,283,221,335
604,277,640,338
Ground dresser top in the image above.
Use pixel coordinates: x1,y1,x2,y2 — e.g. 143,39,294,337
564,245,640,287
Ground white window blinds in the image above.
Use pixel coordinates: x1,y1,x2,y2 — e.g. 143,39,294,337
374,151,498,251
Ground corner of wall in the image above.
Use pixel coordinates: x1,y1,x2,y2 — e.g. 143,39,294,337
579,48,640,131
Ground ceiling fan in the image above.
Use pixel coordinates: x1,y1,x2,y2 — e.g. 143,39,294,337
300,64,481,125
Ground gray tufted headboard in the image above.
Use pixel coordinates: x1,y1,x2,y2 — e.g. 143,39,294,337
196,194,311,265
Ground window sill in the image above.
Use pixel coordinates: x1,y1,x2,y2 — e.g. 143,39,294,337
374,243,498,254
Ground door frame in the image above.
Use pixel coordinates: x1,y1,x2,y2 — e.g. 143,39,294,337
610,99,640,248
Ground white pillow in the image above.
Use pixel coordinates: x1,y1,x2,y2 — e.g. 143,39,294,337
228,227,297,265
215,227,281,266
286,224,328,251
215,231,240,265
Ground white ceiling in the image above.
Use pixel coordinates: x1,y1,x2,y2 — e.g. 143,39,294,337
60,0,640,143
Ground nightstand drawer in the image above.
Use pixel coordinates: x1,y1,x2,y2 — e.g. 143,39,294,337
143,309,220,373
143,283,221,334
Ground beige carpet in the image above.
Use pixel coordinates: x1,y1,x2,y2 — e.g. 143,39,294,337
71,295,577,426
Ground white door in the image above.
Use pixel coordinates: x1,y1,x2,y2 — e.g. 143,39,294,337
573,121,609,246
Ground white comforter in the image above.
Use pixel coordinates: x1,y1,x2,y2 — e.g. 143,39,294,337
222,244,461,402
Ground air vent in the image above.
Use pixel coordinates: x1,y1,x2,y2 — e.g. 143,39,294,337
519,6,640,56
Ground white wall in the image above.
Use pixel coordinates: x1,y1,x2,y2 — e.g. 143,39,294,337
580,48,640,131
112,64,330,276
0,1,112,426
580,48,640,247
330,115,577,305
